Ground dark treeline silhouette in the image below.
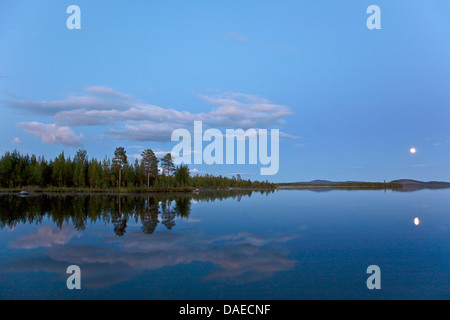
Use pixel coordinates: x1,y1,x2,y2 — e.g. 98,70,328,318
0,190,271,235
0,149,275,190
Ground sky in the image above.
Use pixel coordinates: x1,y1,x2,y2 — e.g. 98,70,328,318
0,0,449,182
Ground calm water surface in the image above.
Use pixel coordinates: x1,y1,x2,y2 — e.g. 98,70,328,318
0,189,448,299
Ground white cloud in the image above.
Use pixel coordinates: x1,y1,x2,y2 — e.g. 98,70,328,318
109,121,180,141
127,153,143,162
17,122,84,146
127,145,146,150
198,93,292,129
54,105,193,127
84,86,132,99
9,92,132,115
10,87,293,144
279,132,301,139
11,137,22,145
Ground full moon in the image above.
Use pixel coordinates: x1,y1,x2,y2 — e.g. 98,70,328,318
410,147,416,154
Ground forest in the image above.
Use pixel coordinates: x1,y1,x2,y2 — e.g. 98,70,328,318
0,148,275,190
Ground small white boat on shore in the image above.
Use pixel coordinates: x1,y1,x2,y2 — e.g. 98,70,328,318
18,191,30,197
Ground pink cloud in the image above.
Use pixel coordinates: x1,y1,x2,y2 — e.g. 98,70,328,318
17,122,84,146
11,87,295,143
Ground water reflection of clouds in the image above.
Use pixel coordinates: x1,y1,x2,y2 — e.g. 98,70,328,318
5,226,297,288
183,217,202,223
9,226,80,249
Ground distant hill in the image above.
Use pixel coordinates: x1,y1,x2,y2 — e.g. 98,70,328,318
308,180,339,185
277,180,401,190
277,179,450,191
300,180,360,185
390,179,450,191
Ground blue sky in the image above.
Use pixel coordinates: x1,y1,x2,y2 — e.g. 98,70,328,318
0,0,449,182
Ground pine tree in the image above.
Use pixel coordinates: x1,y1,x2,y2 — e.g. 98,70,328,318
160,153,175,188
53,151,66,187
174,164,190,187
102,156,112,188
112,147,127,188
74,149,87,187
141,149,159,188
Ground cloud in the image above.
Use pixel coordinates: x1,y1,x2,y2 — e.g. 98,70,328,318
198,93,292,129
54,104,193,127
127,153,143,162
126,145,146,151
84,86,132,99
411,163,438,168
11,137,22,145
433,140,450,146
53,92,290,131
263,43,294,52
9,87,293,144
9,90,132,116
17,122,84,146
279,132,301,139
108,121,180,141
221,32,251,44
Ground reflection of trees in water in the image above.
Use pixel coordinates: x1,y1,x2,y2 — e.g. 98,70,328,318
161,199,176,230
113,217,128,237
139,196,159,235
0,189,271,236
112,195,127,237
175,196,191,219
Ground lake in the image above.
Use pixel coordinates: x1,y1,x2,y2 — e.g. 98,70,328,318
0,189,448,300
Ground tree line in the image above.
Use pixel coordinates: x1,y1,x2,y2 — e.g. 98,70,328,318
0,148,275,190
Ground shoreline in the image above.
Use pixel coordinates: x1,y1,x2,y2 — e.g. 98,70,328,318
0,186,276,196
2,180,450,195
